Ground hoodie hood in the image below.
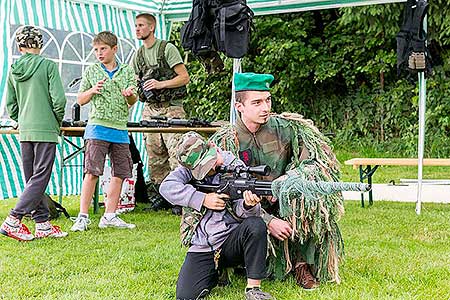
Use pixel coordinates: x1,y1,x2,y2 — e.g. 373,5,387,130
11,53,45,82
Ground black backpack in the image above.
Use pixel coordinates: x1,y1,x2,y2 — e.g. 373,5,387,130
213,0,254,58
181,0,253,59
45,194,70,220
396,0,432,79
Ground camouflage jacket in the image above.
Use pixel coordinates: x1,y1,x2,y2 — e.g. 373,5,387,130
211,114,309,223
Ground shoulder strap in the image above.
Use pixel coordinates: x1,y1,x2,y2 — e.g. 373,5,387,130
157,40,170,68
52,200,71,219
136,46,148,78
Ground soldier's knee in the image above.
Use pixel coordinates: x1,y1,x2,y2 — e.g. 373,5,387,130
242,217,266,237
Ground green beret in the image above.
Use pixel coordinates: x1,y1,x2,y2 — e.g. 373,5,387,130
234,72,274,92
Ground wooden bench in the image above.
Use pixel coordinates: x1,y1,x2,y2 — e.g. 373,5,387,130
344,158,450,207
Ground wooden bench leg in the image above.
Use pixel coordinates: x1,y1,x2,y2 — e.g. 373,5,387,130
359,165,379,207
359,166,365,207
367,166,373,206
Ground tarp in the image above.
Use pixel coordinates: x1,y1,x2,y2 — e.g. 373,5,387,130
0,0,405,200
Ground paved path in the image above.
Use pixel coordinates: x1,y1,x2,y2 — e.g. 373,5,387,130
343,183,450,203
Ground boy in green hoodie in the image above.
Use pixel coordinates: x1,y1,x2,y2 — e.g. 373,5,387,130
0,26,68,241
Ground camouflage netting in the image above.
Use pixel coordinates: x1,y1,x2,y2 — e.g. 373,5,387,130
210,113,348,283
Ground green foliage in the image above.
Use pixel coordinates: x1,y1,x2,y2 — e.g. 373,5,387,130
174,2,450,157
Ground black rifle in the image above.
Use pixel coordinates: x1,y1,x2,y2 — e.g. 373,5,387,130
192,165,371,200
61,120,87,127
192,165,273,199
128,116,212,128
62,117,212,128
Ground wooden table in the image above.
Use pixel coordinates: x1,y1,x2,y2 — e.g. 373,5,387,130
1,126,220,213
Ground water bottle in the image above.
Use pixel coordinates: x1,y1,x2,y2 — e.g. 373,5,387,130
72,102,80,121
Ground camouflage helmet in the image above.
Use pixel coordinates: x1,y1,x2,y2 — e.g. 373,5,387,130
176,131,218,180
16,26,43,49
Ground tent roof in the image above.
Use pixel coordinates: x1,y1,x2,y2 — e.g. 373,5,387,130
77,0,405,21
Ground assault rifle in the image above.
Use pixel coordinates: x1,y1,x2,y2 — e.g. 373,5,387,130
128,116,213,128
192,165,273,199
61,116,212,128
192,165,371,200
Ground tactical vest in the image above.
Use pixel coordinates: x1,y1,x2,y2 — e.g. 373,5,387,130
136,40,187,105
396,0,432,78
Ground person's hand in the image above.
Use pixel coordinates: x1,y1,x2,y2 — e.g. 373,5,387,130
268,218,292,241
243,190,261,207
90,78,107,95
121,86,135,97
203,193,229,211
262,195,277,204
143,78,165,90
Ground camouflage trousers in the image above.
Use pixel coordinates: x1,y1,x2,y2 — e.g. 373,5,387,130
142,103,185,183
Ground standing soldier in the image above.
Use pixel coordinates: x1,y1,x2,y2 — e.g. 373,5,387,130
211,72,343,289
132,13,190,207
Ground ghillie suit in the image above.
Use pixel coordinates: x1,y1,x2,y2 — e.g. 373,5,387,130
209,113,344,283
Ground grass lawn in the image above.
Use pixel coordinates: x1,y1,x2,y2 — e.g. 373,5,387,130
0,197,448,300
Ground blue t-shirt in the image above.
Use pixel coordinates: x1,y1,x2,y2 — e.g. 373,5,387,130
101,63,120,79
84,124,129,144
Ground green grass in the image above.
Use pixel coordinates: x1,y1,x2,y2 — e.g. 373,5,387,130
0,197,449,300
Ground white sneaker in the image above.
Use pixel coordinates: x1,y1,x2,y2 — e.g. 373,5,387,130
98,216,136,229
70,217,91,232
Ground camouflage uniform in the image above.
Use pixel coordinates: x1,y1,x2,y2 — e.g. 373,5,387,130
210,113,343,283
132,39,187,183
142,103,185,183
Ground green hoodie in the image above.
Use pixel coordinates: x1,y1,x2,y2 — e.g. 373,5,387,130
6,53,66,143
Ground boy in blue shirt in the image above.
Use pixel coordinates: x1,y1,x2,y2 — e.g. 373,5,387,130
71,31,138,231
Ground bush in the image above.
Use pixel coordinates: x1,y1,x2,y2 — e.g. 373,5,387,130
174,2,450,157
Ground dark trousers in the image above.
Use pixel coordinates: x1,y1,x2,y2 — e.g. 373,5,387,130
176,217,267,300
10,142,56,223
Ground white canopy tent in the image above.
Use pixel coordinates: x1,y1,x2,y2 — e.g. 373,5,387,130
1,0,427,214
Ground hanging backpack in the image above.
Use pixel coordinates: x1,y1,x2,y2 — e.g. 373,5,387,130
181,0,217,56
396,0,432,79
181,0,254,59
213,0,254,58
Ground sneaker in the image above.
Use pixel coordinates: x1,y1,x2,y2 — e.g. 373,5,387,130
70,216,91,232
98,215,136,229
35,221,68,238
294,262,319,290
245,287,274,300
0,216,34,241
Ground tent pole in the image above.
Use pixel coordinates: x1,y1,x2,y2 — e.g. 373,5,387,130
230,58,241,125
416,72,426,215
416,12,427,215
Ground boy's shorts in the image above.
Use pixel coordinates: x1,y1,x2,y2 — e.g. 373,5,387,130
84,139,132,179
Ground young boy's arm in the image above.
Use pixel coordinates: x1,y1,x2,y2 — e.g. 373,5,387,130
232,192,261,218
121,67,138,106
77,75,106,106
159,166,206,212
48,62,67,123
6,75,18,121
121,87,137,106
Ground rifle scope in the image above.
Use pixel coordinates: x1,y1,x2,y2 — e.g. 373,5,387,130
216,165,271,176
